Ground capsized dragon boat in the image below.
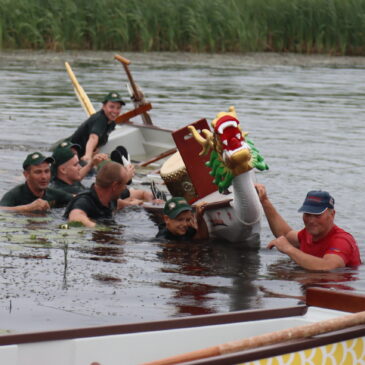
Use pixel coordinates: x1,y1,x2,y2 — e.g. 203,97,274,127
145,106,269,245
66,56,271,244
1,287,365,365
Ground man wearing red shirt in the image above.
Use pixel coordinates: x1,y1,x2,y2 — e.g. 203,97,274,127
256,185,361,271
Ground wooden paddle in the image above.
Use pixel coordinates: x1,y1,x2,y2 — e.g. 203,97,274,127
65,62,95,117
115,103,152,124
142,309,365,365
114,54,153,126
66,61,152,126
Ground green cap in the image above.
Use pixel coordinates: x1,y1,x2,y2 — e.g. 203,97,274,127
102,91,125,105
23,152,54,170
163,197,192,219
52,141,80,168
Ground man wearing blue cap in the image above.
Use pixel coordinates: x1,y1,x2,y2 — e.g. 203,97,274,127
256,184,361,271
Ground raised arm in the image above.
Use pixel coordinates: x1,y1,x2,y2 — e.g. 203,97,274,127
255,184,294,238
79,153,108,179
192,202,209,240
82,133,99,162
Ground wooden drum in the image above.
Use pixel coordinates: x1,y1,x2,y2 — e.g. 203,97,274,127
160,152,197,202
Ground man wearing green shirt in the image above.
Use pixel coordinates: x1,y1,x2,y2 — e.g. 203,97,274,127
50,141,107,194
0,152,72,212
68,91,125,162
50,142,153,207
64,161,129,227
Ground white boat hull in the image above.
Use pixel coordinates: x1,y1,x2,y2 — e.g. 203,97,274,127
101,123,175,161
2,287,365,365
1,306,364,365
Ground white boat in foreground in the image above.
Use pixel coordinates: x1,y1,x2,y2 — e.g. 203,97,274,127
1,287,365,365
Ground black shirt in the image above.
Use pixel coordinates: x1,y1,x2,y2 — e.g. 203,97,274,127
156,224,197,241
63,185,116,221
69,110,116,156
50,177,86,195
0,183,72,208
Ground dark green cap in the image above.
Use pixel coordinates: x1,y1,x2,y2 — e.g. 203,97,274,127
163,197,192,218
52,141,80,168
23,152,54,170
102,91,125,105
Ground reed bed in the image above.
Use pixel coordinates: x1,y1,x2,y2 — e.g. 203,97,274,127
1,0,365,55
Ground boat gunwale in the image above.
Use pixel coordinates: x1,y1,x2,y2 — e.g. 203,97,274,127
117,120,174,133
0,305,307,346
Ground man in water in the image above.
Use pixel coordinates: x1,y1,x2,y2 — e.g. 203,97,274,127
256,184,361,271
51,141,155,206
0,152,72,212
68,91,125,162
156,197,208,241
51,141,107,194
64,161,130,227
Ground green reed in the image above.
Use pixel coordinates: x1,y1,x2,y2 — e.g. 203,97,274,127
1,0,365,55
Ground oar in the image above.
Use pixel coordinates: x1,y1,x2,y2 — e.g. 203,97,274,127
115,103,152,124
64,62,95,117
142,309,365,365
114,54,153,126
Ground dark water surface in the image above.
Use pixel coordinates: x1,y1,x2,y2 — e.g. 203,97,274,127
0,50,365,332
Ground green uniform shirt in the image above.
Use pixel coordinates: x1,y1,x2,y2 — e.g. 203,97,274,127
69,110,116,156
50,177,86,195
63,185,116,221
0,183,72,208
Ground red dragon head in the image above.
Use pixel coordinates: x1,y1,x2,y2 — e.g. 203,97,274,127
188,106,253,176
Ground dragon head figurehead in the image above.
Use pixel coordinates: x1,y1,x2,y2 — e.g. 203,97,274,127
211,106,252,176
188,106,268,192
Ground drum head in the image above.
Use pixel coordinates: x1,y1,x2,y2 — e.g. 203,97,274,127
160,152,197,202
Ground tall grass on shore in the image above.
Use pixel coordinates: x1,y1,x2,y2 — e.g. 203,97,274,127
1,0,365,55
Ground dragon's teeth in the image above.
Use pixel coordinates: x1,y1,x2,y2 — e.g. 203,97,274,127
217,120,238,134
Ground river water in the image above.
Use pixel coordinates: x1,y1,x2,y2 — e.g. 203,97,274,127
0,50,364,332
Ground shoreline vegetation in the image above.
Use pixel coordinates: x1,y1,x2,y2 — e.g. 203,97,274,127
1,0,365,55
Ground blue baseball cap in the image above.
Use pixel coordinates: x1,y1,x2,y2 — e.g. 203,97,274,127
298,190,335,215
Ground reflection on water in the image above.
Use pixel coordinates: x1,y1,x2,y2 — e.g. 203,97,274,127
0,51,365,331
157,240,261,315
